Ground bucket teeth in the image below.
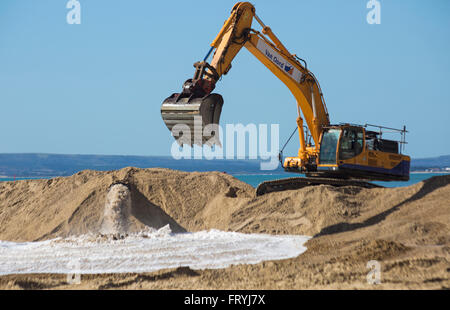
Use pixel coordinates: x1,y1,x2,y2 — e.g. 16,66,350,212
161,93,224,147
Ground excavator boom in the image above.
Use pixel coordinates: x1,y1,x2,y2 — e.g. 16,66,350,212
161,2,329,153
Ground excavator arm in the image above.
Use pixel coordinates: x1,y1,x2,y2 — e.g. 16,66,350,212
161,1,330,169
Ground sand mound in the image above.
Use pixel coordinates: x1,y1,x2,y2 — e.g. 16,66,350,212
0,167,253,241
0,168,449,289
0,168,449,244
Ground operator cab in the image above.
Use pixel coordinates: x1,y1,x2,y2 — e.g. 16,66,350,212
317,124,410,181
319,126,365,165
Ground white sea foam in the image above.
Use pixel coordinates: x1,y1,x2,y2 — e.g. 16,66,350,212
0,226,310,275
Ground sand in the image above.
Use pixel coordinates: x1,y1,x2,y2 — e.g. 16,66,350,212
0,167,449,289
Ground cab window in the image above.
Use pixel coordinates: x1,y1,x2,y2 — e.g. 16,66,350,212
339,128,364,160
319,129,341,165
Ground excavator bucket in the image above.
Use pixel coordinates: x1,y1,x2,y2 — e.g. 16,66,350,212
161,93,224,146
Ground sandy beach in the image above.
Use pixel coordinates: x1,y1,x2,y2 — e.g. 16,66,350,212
0,167,448,289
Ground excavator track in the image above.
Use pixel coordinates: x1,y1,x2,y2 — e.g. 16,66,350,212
255,177,382,196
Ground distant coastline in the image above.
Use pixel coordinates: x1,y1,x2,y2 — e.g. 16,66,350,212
1,153,449,178
0,171,449,178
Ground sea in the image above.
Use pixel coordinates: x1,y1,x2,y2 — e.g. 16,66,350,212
0,173,447,188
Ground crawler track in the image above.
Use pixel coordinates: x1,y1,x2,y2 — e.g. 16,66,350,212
255,177,382,196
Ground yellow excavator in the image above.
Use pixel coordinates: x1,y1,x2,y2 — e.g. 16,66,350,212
161,2,410,195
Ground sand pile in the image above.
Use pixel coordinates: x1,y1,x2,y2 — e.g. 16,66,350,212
0,168,449,289
0,167,254,241
0,168,449,243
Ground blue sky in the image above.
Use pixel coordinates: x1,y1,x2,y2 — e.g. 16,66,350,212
0,0,449,158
